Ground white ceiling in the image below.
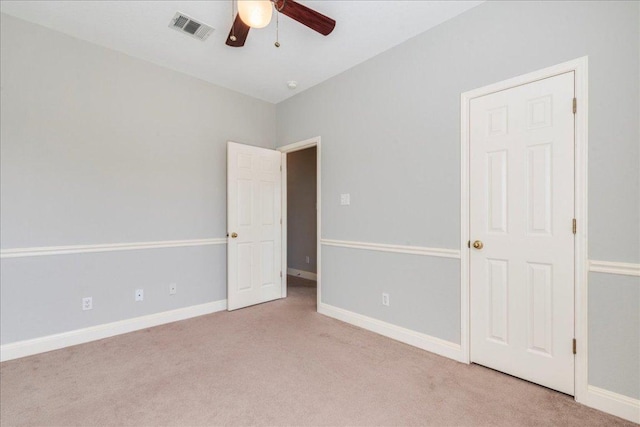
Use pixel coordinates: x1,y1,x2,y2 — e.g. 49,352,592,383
0,1,483,103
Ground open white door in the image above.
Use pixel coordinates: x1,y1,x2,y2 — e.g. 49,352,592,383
227,142,282,311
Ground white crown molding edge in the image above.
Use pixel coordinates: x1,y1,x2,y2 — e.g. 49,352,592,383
287,268,318,281
318,302,464,363
0,299,228,362
0,238,227,259
589,260,640,277
583,385,640,424
320,239,461,259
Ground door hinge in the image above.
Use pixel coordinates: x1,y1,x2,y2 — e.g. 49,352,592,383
467,240,471,248
572,218,577,234
280,218,282,225
572,338,577,355
280,165,282,171
572,98,577,114
280,271,283,278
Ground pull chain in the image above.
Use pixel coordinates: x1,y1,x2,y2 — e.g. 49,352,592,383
230,0,237,42
274,8,280,48
274,0,285,48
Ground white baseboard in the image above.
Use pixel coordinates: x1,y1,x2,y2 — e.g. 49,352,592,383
579,385,640,424
318,303,639,423
317,302,464,363
287,268,317,281
0,299,227,362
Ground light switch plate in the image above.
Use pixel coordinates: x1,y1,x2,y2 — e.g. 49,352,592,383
340,193,350,205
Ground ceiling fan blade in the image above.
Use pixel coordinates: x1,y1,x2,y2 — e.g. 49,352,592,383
225,14,250,47
275,0,336,36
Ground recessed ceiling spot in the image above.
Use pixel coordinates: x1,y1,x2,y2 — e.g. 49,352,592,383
168,12,214,41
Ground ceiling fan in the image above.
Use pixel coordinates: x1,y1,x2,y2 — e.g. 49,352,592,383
226,0,336,47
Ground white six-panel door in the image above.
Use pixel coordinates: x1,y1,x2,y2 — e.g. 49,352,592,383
227,142,282,311
469,72,575,395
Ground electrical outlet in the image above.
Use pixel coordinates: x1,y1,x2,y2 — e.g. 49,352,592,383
382,293,390,307
306,256,310,264
82,297,93,311
169,283,177,295
135,289,144,302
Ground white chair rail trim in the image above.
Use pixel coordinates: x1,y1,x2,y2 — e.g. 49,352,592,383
0,238,227,259
321,239,461,259
588,260,640,277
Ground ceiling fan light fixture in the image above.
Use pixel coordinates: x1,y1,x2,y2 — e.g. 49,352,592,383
238,0,273,29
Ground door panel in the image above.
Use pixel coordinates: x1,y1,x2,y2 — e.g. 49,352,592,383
487,258,509,344
526,143,552,235
487,150,508,233
228,142,282,311
527,262,553,356
469,72,575,395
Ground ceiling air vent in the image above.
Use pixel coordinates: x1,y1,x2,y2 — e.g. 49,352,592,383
169,12,214,41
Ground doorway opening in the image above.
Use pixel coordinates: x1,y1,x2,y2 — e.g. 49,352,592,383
286,146,317,296
279,137,321,308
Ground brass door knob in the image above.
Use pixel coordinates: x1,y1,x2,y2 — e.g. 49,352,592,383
472,240,484,250
230,232,238,238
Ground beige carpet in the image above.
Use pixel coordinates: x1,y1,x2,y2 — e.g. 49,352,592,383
0,276,632,426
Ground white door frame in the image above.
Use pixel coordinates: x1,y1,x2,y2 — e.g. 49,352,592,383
278,136,321,306
460,57,588,402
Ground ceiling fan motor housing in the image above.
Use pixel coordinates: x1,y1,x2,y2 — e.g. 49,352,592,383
226,0,336,47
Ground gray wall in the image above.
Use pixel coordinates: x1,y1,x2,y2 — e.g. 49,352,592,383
276,1,640,399
0,246,227,344
0,14,275,344
588,273,640,399
323,247,460,343
287,147,317,274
